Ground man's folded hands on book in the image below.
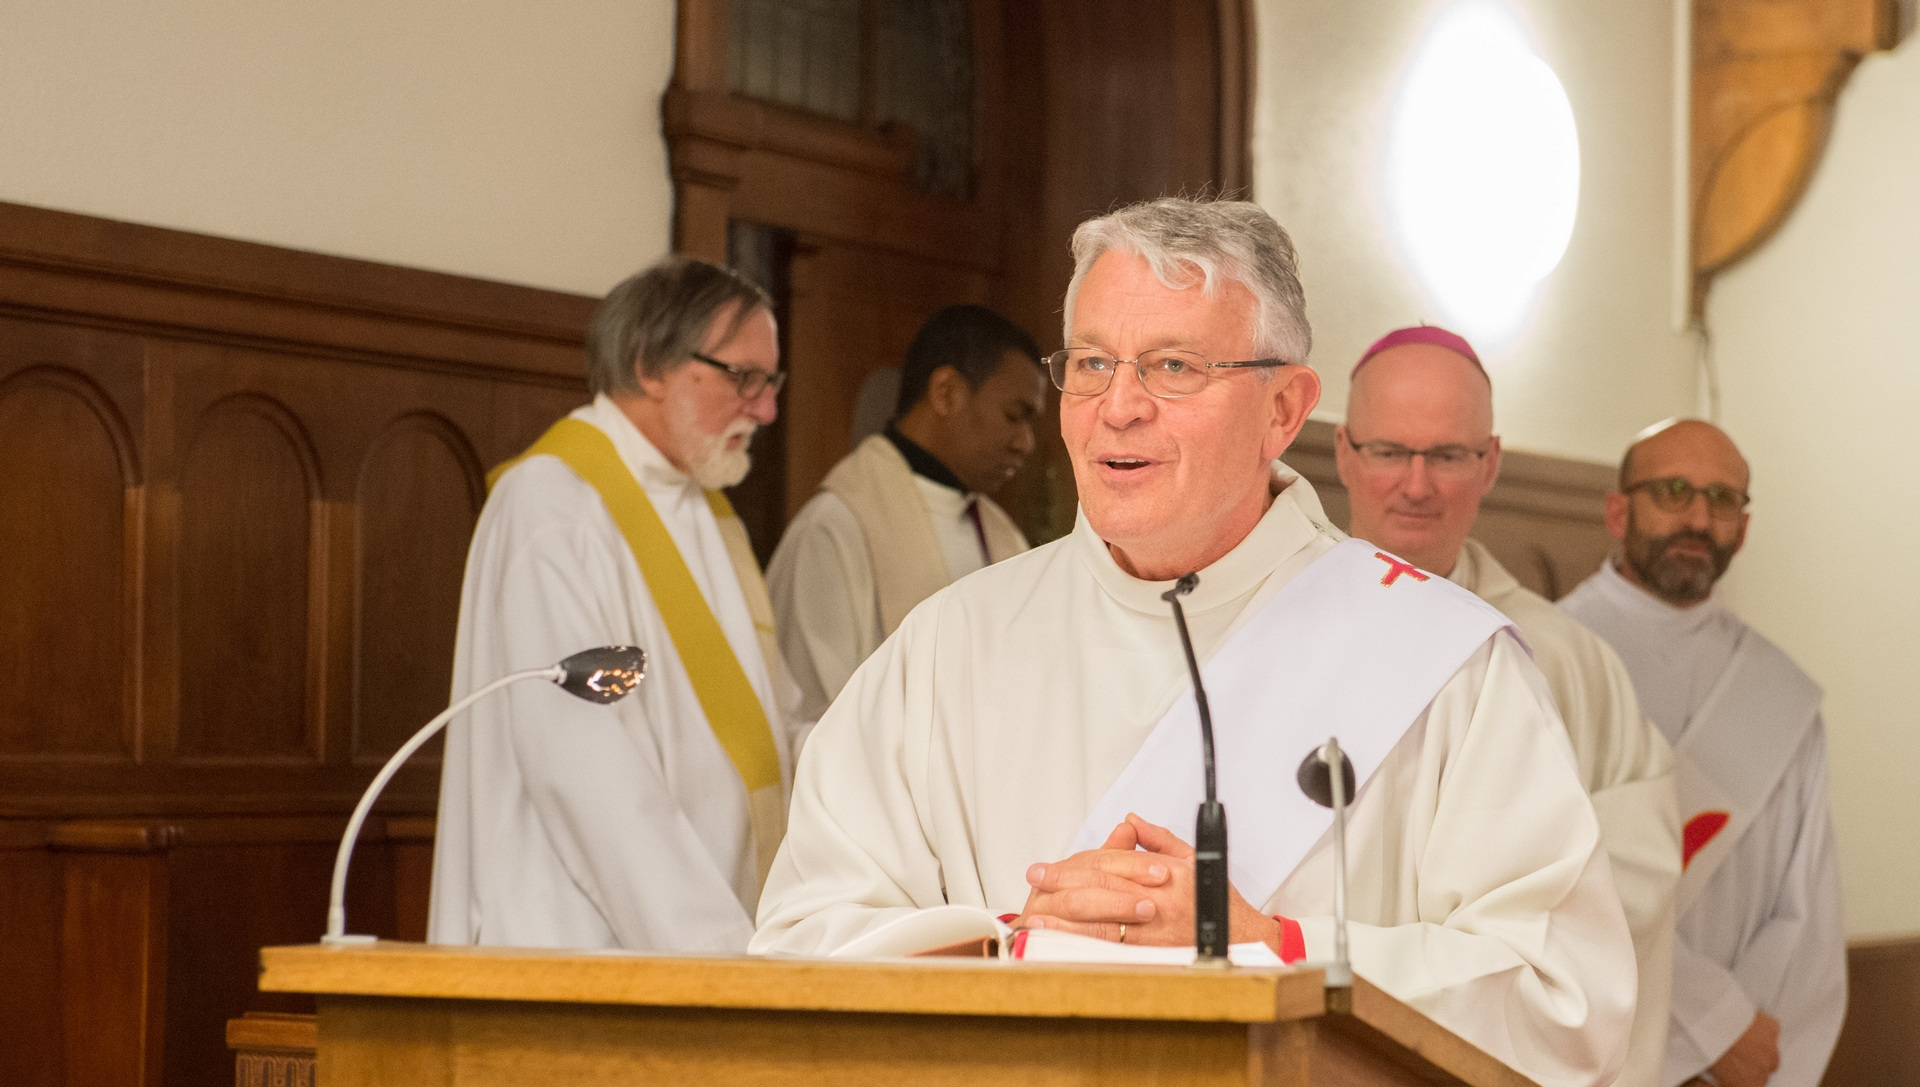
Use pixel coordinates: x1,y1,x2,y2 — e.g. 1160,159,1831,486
1019,812,1287,957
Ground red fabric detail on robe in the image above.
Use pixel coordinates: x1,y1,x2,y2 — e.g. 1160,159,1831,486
1682,810,1731,869
1274,916,1306,964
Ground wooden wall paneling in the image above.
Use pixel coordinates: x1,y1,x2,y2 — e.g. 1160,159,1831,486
0,199,596,1087
174,392,322,762
387,815,439,944
54,820,179,1087
782,239,994,518
161,815,404,1087
0,361,138,762
353,413,484,764
1821,934,1920,1087
1215,0,1254,195
0,826,64,1087
667,0,1011,545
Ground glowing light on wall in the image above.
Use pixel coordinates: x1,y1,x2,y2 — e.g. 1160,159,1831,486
1383,1,1580,343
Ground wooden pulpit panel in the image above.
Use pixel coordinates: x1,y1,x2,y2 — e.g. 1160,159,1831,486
259,944,1536,1087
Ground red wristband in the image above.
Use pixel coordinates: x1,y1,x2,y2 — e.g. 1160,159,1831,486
1272,915,1306,964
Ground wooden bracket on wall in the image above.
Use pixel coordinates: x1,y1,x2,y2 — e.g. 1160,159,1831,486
1691,0,1899,315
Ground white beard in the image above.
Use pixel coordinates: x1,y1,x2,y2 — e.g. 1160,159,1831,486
668,397,756,490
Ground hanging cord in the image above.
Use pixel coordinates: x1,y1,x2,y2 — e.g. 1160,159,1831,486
1690,315,1720,422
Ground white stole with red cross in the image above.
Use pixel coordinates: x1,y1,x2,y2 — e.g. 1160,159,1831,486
1068,537,1519,911
1670,630,1821,914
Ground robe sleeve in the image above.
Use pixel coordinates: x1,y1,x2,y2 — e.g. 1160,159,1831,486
1584,645,1681,1087
750,608,949,954
488,522,756,950
1665,937,1756,1083
768,493,883,725
1287,636,1638,1087
1728,723,1847,1087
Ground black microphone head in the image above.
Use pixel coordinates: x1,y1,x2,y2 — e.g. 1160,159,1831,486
1160,572,1200,603
1296,743,1356,809
555,646,647,704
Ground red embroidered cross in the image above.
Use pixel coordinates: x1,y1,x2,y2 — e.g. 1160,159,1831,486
1375,552,1429,587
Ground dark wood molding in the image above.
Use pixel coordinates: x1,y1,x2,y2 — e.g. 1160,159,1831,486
0,201,595,383
1691,0,1898,314
1217,0,1255,195
663,0,1004,271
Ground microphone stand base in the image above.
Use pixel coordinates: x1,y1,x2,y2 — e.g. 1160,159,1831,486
1188,956,1232,971
321,933,380,947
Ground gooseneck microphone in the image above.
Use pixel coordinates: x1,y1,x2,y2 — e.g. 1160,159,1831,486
1162,573,1230,966
1296,737,1354,987
321,646,647,945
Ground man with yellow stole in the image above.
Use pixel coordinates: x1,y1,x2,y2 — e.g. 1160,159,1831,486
429,256,802,952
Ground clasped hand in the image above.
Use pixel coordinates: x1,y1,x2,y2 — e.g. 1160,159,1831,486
1016,812,1278,951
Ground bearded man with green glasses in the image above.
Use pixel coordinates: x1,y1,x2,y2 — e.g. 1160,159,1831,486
1562,420,1846,1087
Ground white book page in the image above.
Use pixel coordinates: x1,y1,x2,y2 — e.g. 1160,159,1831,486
829,905,1012,959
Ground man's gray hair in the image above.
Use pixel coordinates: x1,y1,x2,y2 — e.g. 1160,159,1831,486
586,256,773,396
1063,198,1312,365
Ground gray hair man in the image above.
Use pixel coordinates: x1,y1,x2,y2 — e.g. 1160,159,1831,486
1336,324,1680,1087
430,255,805,953
1561,420,1846,1087
752,198,1636,1087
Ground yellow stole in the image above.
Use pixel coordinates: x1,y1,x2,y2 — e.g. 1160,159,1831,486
488,417,786,890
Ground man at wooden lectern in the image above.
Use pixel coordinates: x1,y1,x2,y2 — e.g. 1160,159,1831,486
753,198,1638,1087
429,257,804,953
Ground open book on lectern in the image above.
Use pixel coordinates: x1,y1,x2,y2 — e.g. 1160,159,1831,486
826,905,1284,965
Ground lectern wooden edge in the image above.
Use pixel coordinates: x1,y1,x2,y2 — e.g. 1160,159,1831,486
259,941,1538,1087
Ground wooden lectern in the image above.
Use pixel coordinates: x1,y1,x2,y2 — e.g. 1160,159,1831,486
259,942,1536,1087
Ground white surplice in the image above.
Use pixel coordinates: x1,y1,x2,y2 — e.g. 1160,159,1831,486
428,395,801,953
1560,560,1845,1087
1448,538,1680,1087
754,470,1637,1087
769,452,1023,723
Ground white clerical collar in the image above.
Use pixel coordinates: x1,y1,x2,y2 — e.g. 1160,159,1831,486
1592,554,1723,635
1074,468,1326,617
578,394,700,496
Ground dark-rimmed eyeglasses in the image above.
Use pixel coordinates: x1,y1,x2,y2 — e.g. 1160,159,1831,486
1045,349,1290,399
691,352,786,399
1624,476,1749,520
1344,436,1491,478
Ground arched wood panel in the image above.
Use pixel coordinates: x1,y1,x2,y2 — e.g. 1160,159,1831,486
0,367,137,760
352,413,484,762
175,396,321,761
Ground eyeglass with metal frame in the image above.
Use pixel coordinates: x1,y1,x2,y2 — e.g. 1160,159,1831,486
1045,349,1290,399
690,352,787,399
1623,476,1750,520
1344,435,1491,477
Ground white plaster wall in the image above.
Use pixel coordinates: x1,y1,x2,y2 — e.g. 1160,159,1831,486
0,1,676,296
1251,0,1695,463
1710,35,1920,938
